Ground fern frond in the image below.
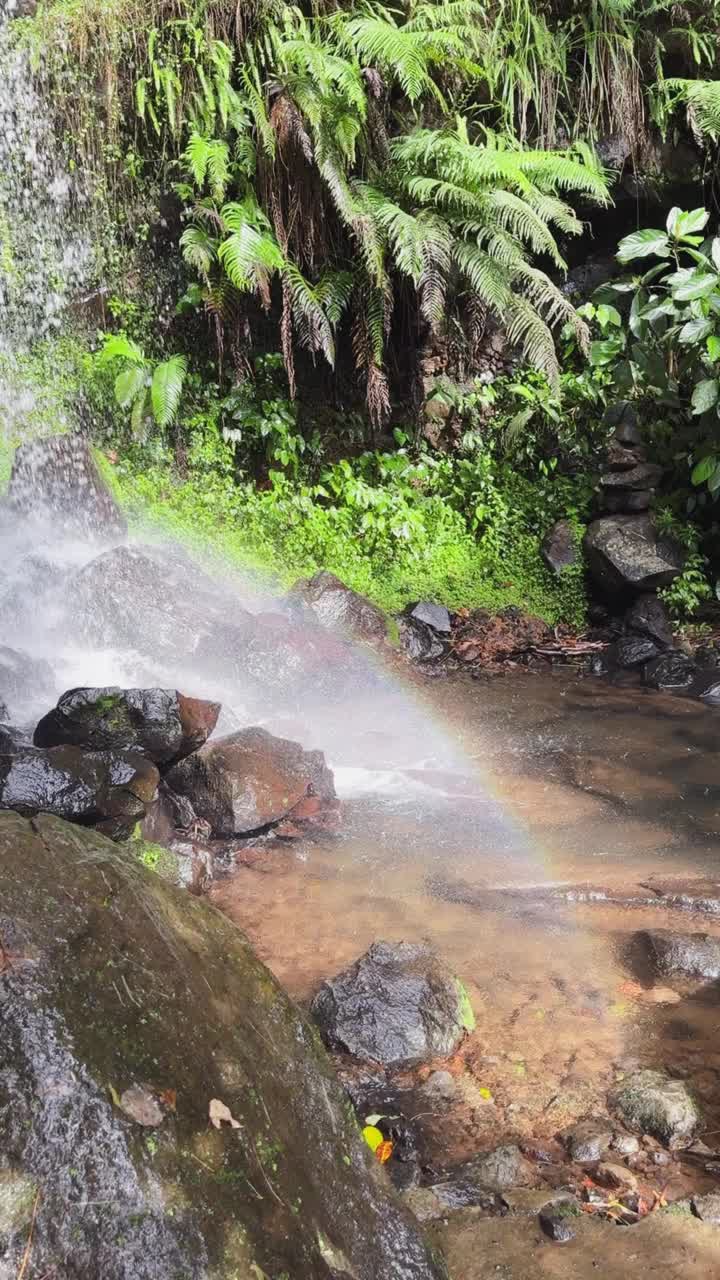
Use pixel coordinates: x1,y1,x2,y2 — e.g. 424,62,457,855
150,355,187,428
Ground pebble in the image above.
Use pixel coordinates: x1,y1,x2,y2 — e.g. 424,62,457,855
611,1133,640,1156
421,1070,456,1101
692,1192,720,1224
596,1161,639,1191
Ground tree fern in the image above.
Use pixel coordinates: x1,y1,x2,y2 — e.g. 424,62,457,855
662,79,720,139
150,356,187,429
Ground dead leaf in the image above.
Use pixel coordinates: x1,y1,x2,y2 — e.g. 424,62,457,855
159,1088,177,1111
209,1098,241,1130
120,1085,163,1127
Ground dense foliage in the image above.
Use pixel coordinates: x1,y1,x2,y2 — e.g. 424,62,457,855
6,0,720,625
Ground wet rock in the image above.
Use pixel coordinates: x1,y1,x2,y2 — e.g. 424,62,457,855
34,687,220,766
7,434,127,543
604,402,643,447
637,929,720,982
694,644,720,668
456,1145,535,1193
643,650,698,691
0,812,443,1280
625,594,673,648
563,1119,612,1163
538,1198,579,1243
610,1070,700,1147
0,645,55,719
600,462,663,490
0,724,30,754
692,1192,720,1224
0,745,159,840
406,602,452,635
165,726,338,838
288,571,388,643
584,516,684,595
196,611,352,702
612,635,660,669
611,1133,641,1156
606,439,646,470
689,670,720,706
596,1162,639,1191
541,520,577,574
399,618,446,663
118,1086,164,1127
310,941,474,1066
421,1071,456,1101
601,488,652,514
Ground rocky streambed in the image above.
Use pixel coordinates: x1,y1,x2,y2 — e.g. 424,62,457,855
4,436,720,1278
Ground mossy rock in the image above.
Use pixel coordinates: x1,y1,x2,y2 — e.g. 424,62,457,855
0,813,445,1280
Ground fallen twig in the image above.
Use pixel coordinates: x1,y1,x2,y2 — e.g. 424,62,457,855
17,1189,40,1280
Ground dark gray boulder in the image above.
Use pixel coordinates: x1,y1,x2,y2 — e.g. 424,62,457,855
288,571,388,643
540,520,577,574
644,650,697,691
399,618,446,663
436,1145,534,1197
7,434,127,543
637,929,720,982
692,1192,720,1224
601,489,652,514
34,687,220,767
0,813,444,1280
625,594,673,648
406,602,452,635
610,1070,700,1147
612,635,660,669
538,1199,580,1243
600,462,663,490
603,402,643,446
584,516,684,594
0,745,159,840
689,670,720,706
310,941,475,1066
165,726,339,837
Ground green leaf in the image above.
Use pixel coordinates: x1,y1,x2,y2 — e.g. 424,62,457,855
672,273,719,301
712,239,720,272
691,454,718,485
150,355,187,428
617,229,671,263
691,378,719,415
677,207,710,237
707,334,720,361
130,387,147,437
679,317,714,343
666,206,683,236
99,334,145,366
114,365,146,409
596,303,622,328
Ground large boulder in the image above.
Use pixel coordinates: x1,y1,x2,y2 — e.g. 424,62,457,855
165,726,339,838
583,516,685,594
7,434,127,543
0,813,444,1280
637,929,720,982
34,687,220,767
610,1070,700,1147
310,941,475,1067
196,612,352,704
0,745,159,840
288,571,389,643
643,650,697,691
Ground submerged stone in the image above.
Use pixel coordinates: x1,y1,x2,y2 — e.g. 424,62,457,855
0,812,445,1280
34,686,220,766
637,929,720,982
610,1070,700,1147
311,940,475,1066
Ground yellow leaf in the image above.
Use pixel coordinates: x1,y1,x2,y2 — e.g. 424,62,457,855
108,1083,121,1107
478,1087,493,1100
362,1125,384,1154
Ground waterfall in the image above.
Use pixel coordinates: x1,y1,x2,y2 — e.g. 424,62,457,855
0,0,93,434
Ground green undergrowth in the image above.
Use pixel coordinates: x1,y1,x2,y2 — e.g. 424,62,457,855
105,438,590,625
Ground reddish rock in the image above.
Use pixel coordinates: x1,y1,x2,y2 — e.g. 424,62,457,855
165,727,339,838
